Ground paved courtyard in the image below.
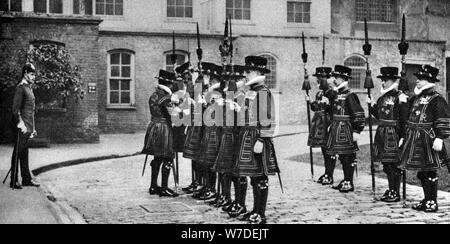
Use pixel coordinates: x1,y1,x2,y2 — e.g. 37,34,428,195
37,132,450,224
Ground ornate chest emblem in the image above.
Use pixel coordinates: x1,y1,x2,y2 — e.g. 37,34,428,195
384,97,395,106
419,96,431,105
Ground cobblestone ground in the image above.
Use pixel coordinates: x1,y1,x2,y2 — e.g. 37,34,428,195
38,133,450,224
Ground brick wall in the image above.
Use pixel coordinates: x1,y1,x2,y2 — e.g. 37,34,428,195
0,14,102,143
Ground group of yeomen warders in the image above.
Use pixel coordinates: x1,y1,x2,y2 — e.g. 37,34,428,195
142,55,278,225
142,53,450,223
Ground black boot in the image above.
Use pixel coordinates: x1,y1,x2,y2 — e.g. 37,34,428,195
249,183,268,224
149,159,161,195
239,179,258,221
230,177,248,218
380,165,395,202
424,177,438,213
386,168,401,203
339,156,355,193
412,172,428,211
159,161,179,197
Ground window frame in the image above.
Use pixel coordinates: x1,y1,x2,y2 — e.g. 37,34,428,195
164,50,189,72
33,0,64,14
73,0,93,15
166,0,193,19
226,0,252,21
258,53,278,91
107,49,136,109
287,0,311,24
355,0,396,23
94,0,123,16
343,54,367,91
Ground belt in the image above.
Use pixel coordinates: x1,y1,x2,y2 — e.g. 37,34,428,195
151,117,168,123
406,121,433,129
333,115,351,121
379,119,398,126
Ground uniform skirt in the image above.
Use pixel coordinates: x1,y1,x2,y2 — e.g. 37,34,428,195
213,127,237,173
400,122,442,171
142,119,174,159
325,116,359,155
198,126,222,167
172,125,186,152
233,127,279,177
308,110,330,147
373,120,400,165
183,126,203,160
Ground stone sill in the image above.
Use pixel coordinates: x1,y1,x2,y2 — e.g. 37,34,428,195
106,105,137,111
0,11,103,25
165,17,196,23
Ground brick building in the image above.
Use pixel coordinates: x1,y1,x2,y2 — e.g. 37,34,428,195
0,0,448,142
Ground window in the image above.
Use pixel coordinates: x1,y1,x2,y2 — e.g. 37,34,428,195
344,55,366,89
287,1,311,23
356,0,395,22
226,0,251,20
0,0,22,12
108,50,135,106
260,54,277,89
33,0,63,13
96,0,123,15
73,0,93,15
167,0,193,18
165,52,188,72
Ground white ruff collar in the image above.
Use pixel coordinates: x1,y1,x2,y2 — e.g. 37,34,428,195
19,79,29,85
333,81,348,91
245,76,265,86
380,83,398,95
414,83,435,95
158,84,172,95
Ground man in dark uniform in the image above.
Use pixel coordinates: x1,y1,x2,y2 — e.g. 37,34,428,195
326,65,365,193
367,67,408,202
307,67,336,185
10,63,40,189
234,56,279,224
400,65,450,212
142,70,179,197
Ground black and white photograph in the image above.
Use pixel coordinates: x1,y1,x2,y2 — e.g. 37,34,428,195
1,0,450,229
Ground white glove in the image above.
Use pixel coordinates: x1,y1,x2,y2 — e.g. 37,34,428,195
399,93,408,103
17,120,27,134
353,132,360,143
366,95,373,105
398,138,404,148
305,95,311,102
433,138,443,152
216,98,224,106
30,130,37,139
172,107,182,115
171,94,180,104
253,140,264,154
183,109,191,116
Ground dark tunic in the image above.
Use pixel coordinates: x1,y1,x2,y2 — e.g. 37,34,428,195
12,82,35,132
234,84,280,177
325,87,365,155
369,90,408,164
142,87,174,159
400,88,450,171
183,82,205,160
308,90,332,147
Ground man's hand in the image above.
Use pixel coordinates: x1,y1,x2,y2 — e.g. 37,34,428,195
399,93,408,103
171,94,180,104
398,138,404,148
366,95,374,106
305,95,310,102
253,140,264,154
30,130,37,139
17,120,27,134
433,138,443,152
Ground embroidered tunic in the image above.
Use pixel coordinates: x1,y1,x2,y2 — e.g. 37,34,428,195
400,88,450,170
308,90,332,147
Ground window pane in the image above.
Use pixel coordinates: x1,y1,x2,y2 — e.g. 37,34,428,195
110,91,119,103
106,2,114,15
121,53,130,64
115,3,122,15
185,7,192,18
287,13,294,22
234,0,242,8
73,0,80,14
243,0,250,9
34,0,46,13
120,80,130,90
110,53,120,64
111,66,120,77
287,2,294,11
226,9,233,19
234,9,242,19
175,6,184,17
167,6,175,17
0,1,8,11
11,0,22,11
295,13,301,23
121,92,130,104
176,0,183,6
186,0,192,6
303,13,310,23
226,0,233,8
243,10,250,20
121,66,130,77
168,0,175,6
84,0,93,15
96,1,104,14
50,0,63,13
304,3,310,12
110,79,119,90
